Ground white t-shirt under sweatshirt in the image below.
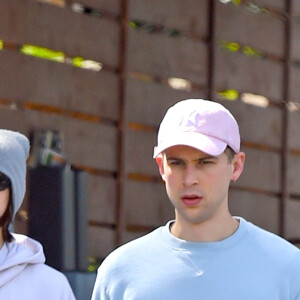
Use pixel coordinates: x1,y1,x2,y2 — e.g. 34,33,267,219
92,217,300,300
0,233,75,299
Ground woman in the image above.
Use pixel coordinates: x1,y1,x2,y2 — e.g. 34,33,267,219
0,129,75,299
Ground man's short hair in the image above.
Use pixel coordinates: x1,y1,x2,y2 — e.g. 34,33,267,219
224,146,236,163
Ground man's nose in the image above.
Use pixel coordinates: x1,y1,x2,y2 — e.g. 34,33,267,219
183,166,198,187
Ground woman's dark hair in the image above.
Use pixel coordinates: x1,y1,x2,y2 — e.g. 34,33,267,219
0,192,14,243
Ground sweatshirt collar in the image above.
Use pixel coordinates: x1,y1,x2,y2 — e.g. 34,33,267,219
162,217,250,251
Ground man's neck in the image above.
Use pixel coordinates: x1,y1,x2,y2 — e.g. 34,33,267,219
171,216,240,242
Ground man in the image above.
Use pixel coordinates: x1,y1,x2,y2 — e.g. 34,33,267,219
92,99,300,299
0,129,75,299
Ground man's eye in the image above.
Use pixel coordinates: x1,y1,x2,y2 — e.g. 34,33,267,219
168,160,183,166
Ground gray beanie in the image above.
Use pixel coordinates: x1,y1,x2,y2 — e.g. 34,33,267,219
0,129,30,219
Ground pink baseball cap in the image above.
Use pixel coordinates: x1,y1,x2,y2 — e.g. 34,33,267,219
153,99,240,158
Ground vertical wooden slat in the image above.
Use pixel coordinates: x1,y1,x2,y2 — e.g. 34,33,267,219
207,0,216,100
280,0,292,237
116,0,129,246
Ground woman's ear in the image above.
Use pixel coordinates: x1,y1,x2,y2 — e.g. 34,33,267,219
156,154,166,182
231,152,245,182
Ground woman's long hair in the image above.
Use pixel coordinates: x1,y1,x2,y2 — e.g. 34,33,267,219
0,192,14,243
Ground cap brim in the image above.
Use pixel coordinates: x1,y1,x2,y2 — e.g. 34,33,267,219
153,132,227,158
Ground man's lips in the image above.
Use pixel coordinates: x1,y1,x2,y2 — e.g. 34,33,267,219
181,194,202,206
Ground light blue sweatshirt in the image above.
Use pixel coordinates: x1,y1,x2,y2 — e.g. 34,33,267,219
92,218,300,300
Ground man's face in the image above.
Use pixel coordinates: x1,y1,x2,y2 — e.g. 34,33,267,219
156,145,244,229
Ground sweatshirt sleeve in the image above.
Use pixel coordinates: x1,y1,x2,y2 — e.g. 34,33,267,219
287,251,300,299
91,269,110,300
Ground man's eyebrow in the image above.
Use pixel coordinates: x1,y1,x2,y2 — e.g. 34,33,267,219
166,155,218,162
193,155,218,162
166,156,183,161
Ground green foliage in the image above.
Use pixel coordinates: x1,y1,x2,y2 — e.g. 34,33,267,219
20,44,65,62
218,89,239,101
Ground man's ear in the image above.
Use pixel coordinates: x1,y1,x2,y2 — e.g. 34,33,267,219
231,152,245,182
156,154,166,182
